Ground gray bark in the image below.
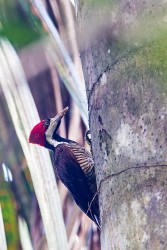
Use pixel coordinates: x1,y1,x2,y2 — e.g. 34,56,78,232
78,1,167,249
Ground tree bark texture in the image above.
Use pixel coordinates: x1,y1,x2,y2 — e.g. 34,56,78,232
78,1,167,249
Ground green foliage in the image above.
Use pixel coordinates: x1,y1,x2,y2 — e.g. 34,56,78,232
0,0,44,48
0,179,19,250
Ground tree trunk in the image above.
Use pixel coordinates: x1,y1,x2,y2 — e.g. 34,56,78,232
78,1,167,249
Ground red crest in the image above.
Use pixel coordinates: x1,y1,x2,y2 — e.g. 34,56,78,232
29,120,47,146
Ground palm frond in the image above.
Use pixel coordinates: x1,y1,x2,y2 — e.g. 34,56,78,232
0,38,68,250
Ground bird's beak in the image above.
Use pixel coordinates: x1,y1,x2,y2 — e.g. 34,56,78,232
51,106,69,124
58,106,69,118
48,107,69,134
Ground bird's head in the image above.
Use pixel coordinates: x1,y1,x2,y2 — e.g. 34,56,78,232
29,107,69,148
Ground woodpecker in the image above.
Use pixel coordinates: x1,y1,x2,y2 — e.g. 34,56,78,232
29,107,100,227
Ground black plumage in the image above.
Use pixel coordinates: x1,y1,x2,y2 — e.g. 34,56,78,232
54,141,100,226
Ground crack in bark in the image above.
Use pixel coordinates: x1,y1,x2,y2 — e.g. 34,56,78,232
87,44,145,114
88,164,167,221
87,56,125,106
99,164,167,189
87,65,109,110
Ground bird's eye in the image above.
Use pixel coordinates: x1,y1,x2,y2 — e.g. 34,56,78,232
43,120,50,126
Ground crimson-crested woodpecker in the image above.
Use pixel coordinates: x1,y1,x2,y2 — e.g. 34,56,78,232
29,107,100,227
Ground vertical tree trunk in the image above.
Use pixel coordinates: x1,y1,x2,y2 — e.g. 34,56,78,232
78,1,167,249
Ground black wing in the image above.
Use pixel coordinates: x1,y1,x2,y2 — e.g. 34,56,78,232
53,143,100,226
